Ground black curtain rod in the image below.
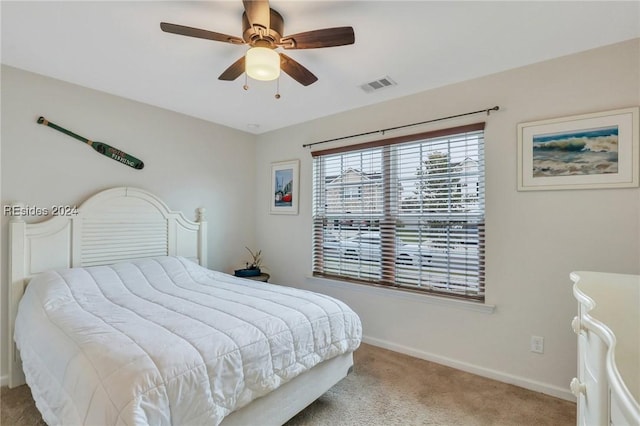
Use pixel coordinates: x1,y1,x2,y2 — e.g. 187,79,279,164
303,105,500,149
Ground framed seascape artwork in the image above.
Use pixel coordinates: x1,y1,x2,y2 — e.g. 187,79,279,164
270,160,299,214
517,107,639,191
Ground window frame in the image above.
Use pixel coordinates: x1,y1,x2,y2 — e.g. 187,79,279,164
311,123,485,302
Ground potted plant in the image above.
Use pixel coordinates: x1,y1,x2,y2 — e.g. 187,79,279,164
234,247,264,277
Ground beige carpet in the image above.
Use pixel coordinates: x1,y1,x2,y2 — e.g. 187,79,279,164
1,343,575,425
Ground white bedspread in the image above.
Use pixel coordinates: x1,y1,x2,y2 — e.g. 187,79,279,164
15,256,362,426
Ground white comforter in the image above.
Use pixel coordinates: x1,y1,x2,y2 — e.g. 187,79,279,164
15,256,362,426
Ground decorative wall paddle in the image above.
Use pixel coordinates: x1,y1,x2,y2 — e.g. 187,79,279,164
37,116,144,170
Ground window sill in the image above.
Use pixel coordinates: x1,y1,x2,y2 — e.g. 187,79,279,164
305,275,496,314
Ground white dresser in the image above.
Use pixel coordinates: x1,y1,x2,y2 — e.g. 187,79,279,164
570,271,640,426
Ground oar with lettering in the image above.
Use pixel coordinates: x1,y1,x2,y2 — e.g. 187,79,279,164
37,116,144,170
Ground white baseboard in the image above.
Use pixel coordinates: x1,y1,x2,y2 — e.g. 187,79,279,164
0,374,8,387
362,335,576,402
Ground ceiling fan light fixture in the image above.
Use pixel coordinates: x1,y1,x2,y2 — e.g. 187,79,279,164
245,47,280,81
161,1,355,86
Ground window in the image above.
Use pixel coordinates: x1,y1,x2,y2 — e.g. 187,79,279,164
343,185,362,199
312,123,485,301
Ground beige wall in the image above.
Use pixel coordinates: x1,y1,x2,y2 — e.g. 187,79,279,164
0,65,257,379
254,39,640,399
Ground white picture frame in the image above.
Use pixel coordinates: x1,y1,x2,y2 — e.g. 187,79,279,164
517,107,639,191
270,159,299,214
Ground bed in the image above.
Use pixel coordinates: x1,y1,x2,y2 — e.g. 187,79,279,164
8,187,362,425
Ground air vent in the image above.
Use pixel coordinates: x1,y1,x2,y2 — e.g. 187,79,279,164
360,76,397,93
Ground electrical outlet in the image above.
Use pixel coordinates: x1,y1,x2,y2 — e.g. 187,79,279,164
530,335,544,354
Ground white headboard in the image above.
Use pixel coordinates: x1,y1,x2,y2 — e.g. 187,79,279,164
8,186,207,387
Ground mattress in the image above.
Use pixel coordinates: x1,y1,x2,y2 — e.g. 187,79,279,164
14,256,362,426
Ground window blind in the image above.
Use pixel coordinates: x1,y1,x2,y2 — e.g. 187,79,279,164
312,123,485,301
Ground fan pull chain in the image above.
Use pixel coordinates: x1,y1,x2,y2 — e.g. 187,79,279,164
275,77,281,99
243,73,249,91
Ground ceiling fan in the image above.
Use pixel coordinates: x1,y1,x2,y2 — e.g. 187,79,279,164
160,0,355,86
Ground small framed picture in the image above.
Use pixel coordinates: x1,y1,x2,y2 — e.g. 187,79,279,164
517,107,639,191
270,160,299,214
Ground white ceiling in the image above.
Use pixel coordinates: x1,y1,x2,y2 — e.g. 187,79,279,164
2,1,639,134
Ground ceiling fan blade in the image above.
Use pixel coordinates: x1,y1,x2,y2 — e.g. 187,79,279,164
218,56,246,81
280,27,355,49
160,22,244,44
279,53,318,86
242,0,270,31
